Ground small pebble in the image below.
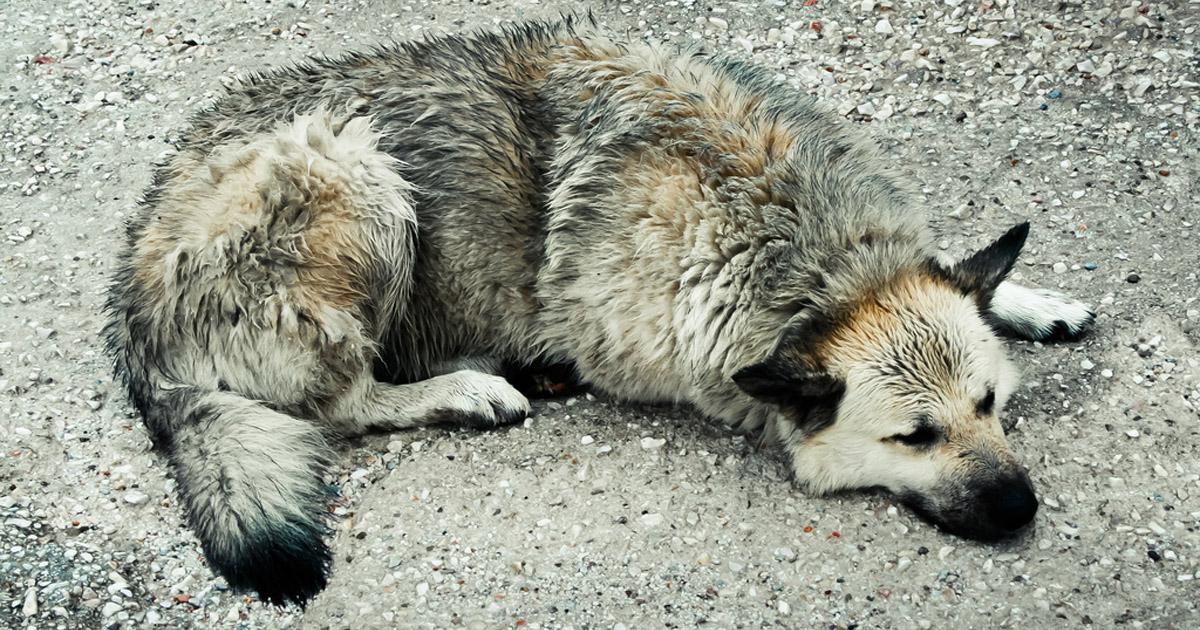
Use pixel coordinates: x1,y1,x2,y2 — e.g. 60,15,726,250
966,37,1000,48
640,437,666,450
22,587,37,617
640,513,664,527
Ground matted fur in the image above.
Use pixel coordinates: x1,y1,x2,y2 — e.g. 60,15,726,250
106,16,1095,605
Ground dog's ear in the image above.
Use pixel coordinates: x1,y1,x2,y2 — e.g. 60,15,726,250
732,359,844,407
732,348,845,438
733,314,846,437
932,222,1029,304
732,315,845,409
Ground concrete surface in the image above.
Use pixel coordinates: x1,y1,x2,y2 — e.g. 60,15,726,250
1,0,1197,628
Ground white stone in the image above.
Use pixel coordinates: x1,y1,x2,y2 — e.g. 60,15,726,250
966,37,1001,48
1133,77,1153,97
50,33,71,55
640,513,664,527
640,437,666,450
22,588,37,617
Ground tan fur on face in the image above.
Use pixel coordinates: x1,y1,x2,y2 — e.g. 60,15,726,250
787,273,1020,495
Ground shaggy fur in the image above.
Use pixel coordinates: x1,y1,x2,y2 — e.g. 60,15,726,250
105,17,1095,605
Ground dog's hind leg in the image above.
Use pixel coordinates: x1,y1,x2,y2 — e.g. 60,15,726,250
986,281,1096,341
324,370,530,436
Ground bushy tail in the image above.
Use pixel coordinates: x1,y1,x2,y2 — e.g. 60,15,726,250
157,387,333,606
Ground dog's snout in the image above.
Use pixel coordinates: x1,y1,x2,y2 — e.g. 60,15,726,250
981,476,1038,532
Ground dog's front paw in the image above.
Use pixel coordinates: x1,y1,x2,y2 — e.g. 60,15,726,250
436,370,531,428
989,282,1096,342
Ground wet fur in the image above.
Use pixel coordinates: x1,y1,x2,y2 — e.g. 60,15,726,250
105,17,1095,605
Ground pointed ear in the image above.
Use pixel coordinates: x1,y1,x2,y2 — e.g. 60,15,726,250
934,222,1029,302
732,353,845,439
733,314,847,437
731,344,844,408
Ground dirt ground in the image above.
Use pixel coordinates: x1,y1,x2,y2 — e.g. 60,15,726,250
1,0,1197,628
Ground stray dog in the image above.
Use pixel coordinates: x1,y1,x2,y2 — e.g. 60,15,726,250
105,17,1096,605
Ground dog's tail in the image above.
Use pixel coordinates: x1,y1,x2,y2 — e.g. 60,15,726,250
147,385,332,606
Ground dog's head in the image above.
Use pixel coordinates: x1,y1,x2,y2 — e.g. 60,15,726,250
734,224,1038,541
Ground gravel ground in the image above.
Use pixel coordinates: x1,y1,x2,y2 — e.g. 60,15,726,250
2,0,1198,628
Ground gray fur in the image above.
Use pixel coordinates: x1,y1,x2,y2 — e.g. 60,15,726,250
105,17,1095,605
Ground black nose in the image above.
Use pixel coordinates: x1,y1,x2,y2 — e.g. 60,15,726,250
982,476,1039,531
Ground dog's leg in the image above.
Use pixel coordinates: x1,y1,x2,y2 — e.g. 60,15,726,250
325,370,530,436
428,356,505,377
986,281,1096,341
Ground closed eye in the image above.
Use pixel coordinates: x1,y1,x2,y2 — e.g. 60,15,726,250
888,424,940,448
976,389,996,416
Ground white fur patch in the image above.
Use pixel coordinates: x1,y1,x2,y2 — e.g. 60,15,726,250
989,282,1096,341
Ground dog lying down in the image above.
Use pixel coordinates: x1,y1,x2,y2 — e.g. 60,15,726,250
105,17,1096,605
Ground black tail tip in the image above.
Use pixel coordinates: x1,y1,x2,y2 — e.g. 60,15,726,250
206,531,332,608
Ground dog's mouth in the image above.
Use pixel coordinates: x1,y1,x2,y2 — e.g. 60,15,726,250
897,476,1039,542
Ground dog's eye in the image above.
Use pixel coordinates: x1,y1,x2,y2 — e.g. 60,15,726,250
890,425,939,447
975,389,996,416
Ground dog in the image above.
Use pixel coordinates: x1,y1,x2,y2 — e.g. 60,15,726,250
105,17,1096,605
